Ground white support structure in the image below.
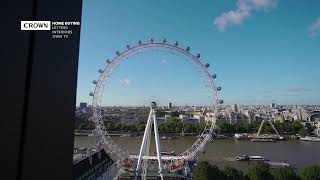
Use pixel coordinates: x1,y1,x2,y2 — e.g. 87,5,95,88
135,103,163,180
153,109,163,179
257,119,282,139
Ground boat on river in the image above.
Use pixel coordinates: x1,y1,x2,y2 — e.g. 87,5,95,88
235,155,265,161
265,161,291,168
300,136,320,142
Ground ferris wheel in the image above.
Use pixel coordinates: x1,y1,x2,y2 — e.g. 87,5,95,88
89,38,223,179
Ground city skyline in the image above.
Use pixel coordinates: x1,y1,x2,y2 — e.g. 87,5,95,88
77,0,320,106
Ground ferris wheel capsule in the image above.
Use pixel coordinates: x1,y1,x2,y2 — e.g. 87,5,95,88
219,100,224,104
116,51,120,56
212,74,217,79
138,40,142,45
126,44,130,49
163,38,167,44
106,59,112,64
216,87,221,91
89,92,94,96
186,46,190,51
204,63,210,68
98,69,103,73
93,80,98,85
174,41,179,46
196,54,201,58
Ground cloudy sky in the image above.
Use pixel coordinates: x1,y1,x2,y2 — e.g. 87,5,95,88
77,0,320,106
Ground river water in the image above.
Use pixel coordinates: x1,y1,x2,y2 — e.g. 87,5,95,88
74,136,320,172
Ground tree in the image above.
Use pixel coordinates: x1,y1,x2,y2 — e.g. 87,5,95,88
271,167,296,180
298,128,307,137
137,124,146,132
247,162,273,180
300,165,320,180
193,161,226,180
210,164,226,180
291,121,303,135
224,166,245,180
193,161,211,180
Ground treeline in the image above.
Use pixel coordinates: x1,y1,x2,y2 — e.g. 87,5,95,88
193,161,320,180
77,119,314,136
216,120,314,136
77,120,206,133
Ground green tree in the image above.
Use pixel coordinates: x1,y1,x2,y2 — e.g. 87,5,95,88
271,167,297,180
137,124,146,132
247,162,273,180
210,164,226,180
300,165,320,180
193,161,226,180
193,161,212,180
298,128,307,137
224,166,245,180
291,121,303,135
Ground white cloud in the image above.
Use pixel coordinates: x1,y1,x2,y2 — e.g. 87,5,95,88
120,78,131,85
214,0,277,31
308,17,320,38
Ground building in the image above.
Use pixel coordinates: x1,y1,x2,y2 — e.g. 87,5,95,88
80,102,88,111
233,104,238,113
168,102,172,109
270,103,276,109
73,148,116,180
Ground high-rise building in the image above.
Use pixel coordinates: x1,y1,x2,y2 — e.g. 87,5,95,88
233,104,238,113
80,102,87,110
168,102,172,109
270,103,276,108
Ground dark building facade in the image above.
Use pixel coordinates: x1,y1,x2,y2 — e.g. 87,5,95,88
73,149,115,180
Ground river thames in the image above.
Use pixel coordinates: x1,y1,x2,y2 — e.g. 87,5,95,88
74,136,320,172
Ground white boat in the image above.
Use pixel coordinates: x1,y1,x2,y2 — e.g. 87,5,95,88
235,155,265,161
234,133,248,140
120,134,131,137
300,136,320,142
265,161,291,167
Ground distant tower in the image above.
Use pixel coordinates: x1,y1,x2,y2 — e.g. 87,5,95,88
233,104,238,113
270,103,276,109
168,102,172,109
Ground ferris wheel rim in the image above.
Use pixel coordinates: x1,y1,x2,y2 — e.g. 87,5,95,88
89,38,222,168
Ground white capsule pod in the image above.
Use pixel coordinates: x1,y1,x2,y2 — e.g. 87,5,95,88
106,59,112,64
174,41,179,46
93,80,98,85
98,69,103,73
138,40,142,45
196,54,201,58
216,87,222,91
116,51,120,56
186,46,190,51
163,38,167,44
89,92,94,96
126,44,130,49
212,74,217,79
205,63,210,68
219,100,224,104
150,38,154,43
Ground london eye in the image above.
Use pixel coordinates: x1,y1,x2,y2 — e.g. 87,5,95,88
89,38,223,179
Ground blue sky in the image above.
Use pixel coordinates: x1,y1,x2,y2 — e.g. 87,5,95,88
76,0,320,106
